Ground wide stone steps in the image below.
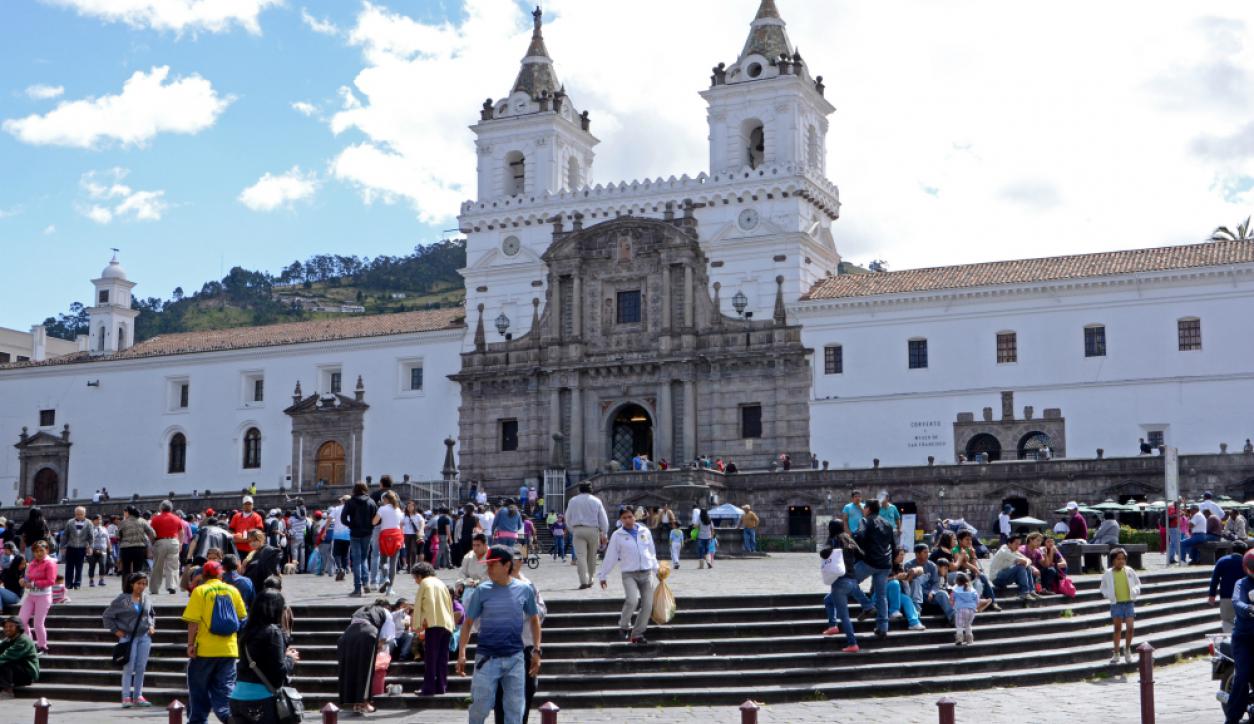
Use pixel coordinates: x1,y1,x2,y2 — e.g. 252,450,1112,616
22,567,1219,709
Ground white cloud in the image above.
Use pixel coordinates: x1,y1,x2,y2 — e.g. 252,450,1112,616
238,166,318,211
42,225,56,235
78,168,168,224
300,8,338,36
3,66,231,149
25,84,64,100
291,101,318,117
42,0,281,35
0,206,21,219
323,0,1254,267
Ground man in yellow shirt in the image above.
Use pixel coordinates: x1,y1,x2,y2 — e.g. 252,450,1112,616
180,561,248,724
412,562,455,696
741,505,760,553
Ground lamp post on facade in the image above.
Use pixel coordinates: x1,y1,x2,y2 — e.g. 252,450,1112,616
732,291,748,317
495,312,511,338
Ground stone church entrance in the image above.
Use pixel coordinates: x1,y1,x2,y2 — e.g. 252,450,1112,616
316,441,346,486
33,467,59,504
610,404,653,468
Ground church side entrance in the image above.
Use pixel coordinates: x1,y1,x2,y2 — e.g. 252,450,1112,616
610,404,653,469
33,467,59,504
316,441,347,486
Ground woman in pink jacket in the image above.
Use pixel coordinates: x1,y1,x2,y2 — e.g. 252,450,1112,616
18,541,56,653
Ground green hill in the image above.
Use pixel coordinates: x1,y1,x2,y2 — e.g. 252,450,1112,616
41,239,467,342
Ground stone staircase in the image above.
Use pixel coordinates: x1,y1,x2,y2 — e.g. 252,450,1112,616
26,567,1216,709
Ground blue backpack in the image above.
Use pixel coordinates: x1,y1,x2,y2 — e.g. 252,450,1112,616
208,587,241,636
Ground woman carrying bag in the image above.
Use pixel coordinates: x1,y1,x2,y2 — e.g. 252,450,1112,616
229,589,301,724
102,572,156,707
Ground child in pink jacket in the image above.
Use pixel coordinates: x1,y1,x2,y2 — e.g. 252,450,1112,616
19,541,57,652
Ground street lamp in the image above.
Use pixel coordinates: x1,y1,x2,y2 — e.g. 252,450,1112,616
494,311,511,338
732,290,748,317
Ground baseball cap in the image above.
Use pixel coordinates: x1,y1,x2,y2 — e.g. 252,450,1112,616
484,545,514,565
204,508,215,517
1065,501,1078,511
202,560,223,578
242,496,254,505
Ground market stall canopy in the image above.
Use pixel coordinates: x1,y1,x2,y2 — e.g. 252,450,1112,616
1010,516,1048,527
707,503,745,520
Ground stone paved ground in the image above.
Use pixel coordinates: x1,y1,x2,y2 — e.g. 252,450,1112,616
23,657,1213,723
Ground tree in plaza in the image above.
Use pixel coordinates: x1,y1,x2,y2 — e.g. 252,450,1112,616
1210,216,1253,241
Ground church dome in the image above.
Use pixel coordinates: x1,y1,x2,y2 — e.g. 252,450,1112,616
101,256,127,280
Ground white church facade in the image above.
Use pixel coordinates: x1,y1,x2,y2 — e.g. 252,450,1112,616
2,0,1253,500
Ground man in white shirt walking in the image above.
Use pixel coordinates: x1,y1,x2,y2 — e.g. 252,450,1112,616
564,483,609,590
599,506,659,644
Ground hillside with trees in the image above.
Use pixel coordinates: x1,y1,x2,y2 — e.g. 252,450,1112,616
40,239,466,342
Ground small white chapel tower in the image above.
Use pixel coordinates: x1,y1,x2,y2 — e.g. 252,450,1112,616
88,253,139,355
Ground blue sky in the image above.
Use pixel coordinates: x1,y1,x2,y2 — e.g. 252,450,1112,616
2,0,1253,331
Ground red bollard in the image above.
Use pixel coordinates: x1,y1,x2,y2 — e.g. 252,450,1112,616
937,696,957,724
740,699,761,724
321,702,340,724
1138,642,1155,724
32,698,50,724
167,699,185,724
539,701,560,724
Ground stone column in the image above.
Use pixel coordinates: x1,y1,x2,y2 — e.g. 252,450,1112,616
683,266,694,328
657,379,673,463
572,275,582,338
661,265,672,329
683,379,696,462
549,386,561,458
570,385,584,471
550,276,562,338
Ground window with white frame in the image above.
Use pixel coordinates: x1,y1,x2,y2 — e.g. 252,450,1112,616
1177,318,1201,351
398,358,425,395
166,377,190,412
319,366,343,395
242,372,265,406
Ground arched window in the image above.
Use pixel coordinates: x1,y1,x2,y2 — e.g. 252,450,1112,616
243,427,261,469
566,156,581,191
965,433,1001,462
168,433,187,474
806,125,819,168
117,325,127,349
745,122,765,169
505,151,526,196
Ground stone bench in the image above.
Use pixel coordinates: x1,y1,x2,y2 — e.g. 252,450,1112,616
1196,540,1235,566
1059,541,1110,573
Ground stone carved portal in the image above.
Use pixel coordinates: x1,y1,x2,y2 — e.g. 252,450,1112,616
609,403,653,468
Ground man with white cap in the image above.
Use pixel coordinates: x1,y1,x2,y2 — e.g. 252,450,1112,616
1064,501,1088,541
228,497,264,558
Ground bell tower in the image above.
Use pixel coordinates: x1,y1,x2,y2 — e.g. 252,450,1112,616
701,0,834,175
470,6,599,201
87,253,139,356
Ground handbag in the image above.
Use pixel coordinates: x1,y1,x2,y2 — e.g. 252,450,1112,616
111,599,146,666
244,638,304,723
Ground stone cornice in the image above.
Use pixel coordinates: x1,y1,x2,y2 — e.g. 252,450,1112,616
459,163,840,228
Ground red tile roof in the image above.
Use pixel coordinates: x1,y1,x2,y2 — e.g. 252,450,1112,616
804,240,1254,301
1,307,465,370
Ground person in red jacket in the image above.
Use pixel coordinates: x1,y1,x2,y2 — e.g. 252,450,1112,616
229,497,264,557
149,501,184,595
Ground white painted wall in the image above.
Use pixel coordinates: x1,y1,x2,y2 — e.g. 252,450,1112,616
0,329,463,499
797,266,1254,467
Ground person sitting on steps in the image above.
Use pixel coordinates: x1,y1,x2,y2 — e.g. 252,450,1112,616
987,534,1042,602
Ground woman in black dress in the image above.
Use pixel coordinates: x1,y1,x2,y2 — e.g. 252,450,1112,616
229,590,299,723
337,600,391,715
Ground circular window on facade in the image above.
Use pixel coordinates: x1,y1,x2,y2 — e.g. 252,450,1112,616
747,62,763,78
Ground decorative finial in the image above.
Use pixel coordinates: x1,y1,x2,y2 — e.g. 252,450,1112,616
533,6,542,32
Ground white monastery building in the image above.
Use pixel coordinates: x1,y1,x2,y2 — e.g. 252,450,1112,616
2,0,1253,501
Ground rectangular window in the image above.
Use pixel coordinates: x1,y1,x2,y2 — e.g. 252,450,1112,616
409,366,424,391
15,356,28,362
500,419,519,451
253,378,265,402
996,332,1017,364
741,404,763,439
908,339,928,369
179,383,190,408
98,290,109,304
823,345,843,375
616,290,642,324
330,372,342,394
1084,326,1106,357
1177,318,1201,351
0,353,9,363
1147,430,1165,448
39,409,55,427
